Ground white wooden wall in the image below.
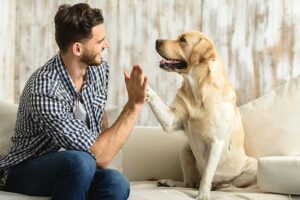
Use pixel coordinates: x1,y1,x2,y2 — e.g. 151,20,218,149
0,0,299,126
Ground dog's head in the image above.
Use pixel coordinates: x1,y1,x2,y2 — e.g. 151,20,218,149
155,31,216,73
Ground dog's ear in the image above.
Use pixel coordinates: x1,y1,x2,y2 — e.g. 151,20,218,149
190,38,216,64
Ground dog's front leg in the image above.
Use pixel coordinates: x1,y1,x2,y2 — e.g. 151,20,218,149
147,85,181,132
196,140,224,200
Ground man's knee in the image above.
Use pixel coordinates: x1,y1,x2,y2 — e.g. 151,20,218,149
61,150,96,181
108,169,130,196
105,169,130,199
94,169,130,199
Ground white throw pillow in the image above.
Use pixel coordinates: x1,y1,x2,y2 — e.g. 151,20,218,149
0,100,18,158
257,156,300,195
239,75,300,158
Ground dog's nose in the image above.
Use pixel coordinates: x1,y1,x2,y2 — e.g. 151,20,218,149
156,39,163,49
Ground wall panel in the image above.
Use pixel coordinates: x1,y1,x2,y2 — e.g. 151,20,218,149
0,0,299,125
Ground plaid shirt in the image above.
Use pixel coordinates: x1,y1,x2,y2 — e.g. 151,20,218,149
0,53,109,182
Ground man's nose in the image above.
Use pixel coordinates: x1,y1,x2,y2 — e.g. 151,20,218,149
103,39,110,49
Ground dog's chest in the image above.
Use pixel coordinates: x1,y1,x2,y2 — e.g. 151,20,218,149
185,106,212,138
185,121,206,145
184,125,211,170
183,115,212,152
183,107,227,153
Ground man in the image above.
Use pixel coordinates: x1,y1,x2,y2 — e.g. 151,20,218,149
0,3,147,200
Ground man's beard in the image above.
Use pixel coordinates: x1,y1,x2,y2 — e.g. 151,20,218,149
81,52,101,66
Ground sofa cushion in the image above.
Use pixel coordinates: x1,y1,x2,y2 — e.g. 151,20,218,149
129,181,293,200
0,181,292,200
0,100,18,158
240,75,300,158
0,191,49,200
257,156,300,195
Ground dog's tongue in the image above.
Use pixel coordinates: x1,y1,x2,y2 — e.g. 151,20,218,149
160,59,181,64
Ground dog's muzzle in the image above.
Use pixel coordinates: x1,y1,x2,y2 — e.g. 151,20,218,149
155,39,187,71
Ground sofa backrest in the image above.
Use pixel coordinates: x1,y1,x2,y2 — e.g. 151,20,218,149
123,126,185,181
0,100,18,158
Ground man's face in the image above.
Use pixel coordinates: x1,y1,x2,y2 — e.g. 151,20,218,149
81,24,109,66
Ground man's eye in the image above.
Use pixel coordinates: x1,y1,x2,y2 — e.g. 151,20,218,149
179,37,186,43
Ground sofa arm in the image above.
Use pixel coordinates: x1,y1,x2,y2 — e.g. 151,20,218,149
123,126,186,182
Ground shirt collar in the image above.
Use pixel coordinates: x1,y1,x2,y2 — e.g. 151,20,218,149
55,53,79,97
55,52,97,97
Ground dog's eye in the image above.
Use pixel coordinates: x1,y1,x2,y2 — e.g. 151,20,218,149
179,36,186,43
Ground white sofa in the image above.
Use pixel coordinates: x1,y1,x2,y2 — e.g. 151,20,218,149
1,75,300,200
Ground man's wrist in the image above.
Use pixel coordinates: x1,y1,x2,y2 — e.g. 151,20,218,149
125,101,142,113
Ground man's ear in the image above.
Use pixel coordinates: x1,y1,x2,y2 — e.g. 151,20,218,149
190,38,216,64
71,42,82,56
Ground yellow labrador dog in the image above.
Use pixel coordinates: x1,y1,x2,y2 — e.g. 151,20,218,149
147,31,257,200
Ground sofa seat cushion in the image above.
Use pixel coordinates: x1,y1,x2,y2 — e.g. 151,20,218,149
0,181,297,200
129,181,295,200
258,156,300,195
0,191,49,200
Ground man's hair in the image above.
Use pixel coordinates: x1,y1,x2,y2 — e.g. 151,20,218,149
54,3,104,52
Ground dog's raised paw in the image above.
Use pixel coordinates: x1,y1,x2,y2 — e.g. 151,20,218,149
157,179,177,187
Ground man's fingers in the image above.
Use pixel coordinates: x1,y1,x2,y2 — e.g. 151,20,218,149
124,71,130,79
133,65,141,82
142,76,148,91
139,70,144,85
132,64,144,85
124,71,130,82
136,65,144,85
130,65,137,81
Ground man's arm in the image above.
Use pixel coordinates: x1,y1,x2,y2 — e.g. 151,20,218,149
90,64,147,168
101,111,108,132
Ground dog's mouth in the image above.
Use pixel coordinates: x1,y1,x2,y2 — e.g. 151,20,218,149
159,56,187,71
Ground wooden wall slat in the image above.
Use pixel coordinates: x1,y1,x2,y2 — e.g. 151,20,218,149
0,0,299,125
0,0,16,102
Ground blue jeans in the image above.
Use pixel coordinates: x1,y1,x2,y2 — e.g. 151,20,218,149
4,150,130,200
